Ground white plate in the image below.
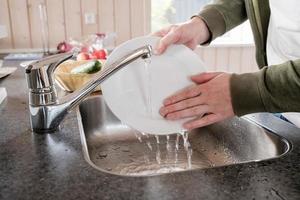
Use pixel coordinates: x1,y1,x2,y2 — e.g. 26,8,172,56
101,36,206,135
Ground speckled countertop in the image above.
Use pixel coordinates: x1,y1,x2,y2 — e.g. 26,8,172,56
1,61,300,200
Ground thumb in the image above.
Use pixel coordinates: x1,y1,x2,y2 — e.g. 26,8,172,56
191,72,222,84
156,30,180,54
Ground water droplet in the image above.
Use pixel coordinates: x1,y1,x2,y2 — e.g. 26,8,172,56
175,134,180,151
155,135,160,144
179,131,193,169
156,144,161,164
134,132,143,143
166,135,171,152
141,132,150,138
174,149,178,166
146,141,153,151
181,131,190,151
187,148,193,169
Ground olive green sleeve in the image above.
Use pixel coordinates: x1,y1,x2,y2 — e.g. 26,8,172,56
230,59,300,116
196,0,248,41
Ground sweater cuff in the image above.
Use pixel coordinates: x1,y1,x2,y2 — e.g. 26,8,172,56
230,72,266,116
196,7,226,43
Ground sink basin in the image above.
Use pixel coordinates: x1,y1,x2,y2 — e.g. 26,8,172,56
77,95,290,176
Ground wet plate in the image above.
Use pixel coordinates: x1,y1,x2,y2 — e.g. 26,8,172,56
101,36,206,135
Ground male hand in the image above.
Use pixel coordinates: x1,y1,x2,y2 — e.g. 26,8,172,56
153,17,210,54
159,72,235,130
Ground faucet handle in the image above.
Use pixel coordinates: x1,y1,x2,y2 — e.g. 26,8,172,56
25,52,74,90
25,52,74,105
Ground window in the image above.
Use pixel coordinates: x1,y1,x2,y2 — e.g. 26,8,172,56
151,0,254,45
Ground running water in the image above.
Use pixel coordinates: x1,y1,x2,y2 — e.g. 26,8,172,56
144,59,153,117
122,58,193,171
187,148,193,169
146,141,153,151
175,133,180,151
165,135,172,162
141,132,150,138
166,135,171,152
174,134,180,167
182,131,190,151
115,131,195,175
134,132,143,143
155,135,161,164
180,131,193,169
155,135,160,144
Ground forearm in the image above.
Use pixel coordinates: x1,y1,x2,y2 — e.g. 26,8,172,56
230,59,300,116
196,0,247,42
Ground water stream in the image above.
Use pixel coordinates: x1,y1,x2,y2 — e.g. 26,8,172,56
142,59,193,170
127,131,195,173
104,129,237,176
111,59,207,174
181,131,193,169
144,59,153,117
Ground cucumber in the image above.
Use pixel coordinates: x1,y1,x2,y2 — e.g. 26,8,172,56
71,60,101,74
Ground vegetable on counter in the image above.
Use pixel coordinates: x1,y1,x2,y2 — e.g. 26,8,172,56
57,41,73,53
91,49,107,60
71,60,102,74
76,49,107,61
76,52,90,61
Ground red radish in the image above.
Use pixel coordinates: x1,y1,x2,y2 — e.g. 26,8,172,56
92,49,107,59
81,46,89,53
57,41,72,53
76,52,90,61
89,54,98,60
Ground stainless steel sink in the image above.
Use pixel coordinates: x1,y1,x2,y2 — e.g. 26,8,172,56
77,95,290,176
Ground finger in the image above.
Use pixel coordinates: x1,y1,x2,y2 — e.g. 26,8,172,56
159,95,205,116
163,85,201,106
152,30,164,37
191,72,223,84
152,26,172,37
183,113,220,130
165,105,209,120
156,30,181,54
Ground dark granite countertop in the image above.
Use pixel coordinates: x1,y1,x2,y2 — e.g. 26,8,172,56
1,61,300,200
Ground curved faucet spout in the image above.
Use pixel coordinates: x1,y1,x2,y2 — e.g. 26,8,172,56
60,45,153,110
26,45,153,133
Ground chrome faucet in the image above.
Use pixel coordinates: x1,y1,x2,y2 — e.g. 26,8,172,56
25,45,153,133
